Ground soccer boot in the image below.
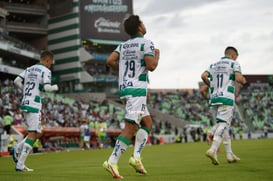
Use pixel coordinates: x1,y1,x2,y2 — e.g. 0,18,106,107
103,161,123,179
129,156,147,174
16,164,34,172
10,146,19,163
227,153,240,163
206,150,220,165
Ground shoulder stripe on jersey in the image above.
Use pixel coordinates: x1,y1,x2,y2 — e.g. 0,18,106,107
140,43,144,51
231,62,234,68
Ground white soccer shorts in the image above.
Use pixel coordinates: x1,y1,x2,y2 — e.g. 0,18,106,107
215,105,234,126
23,111,42,133
124,96,150,125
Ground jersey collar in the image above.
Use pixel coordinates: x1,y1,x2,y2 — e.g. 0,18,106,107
37,63,47,67
221,56,236,61
131,34,143,39
221,56,230,59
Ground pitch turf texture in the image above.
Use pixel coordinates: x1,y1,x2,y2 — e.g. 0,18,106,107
1,139,272,181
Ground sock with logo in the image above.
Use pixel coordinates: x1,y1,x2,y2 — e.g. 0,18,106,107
133,127,149,159
108,135,130,164
16,138,34,168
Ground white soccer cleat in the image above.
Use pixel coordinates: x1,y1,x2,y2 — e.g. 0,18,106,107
16,164,34,172
227,153,240,163
206,150,220,165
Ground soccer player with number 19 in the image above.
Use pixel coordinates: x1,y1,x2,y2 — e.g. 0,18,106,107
103,15,160,179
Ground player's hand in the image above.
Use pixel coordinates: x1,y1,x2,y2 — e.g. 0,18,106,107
52,84,59,91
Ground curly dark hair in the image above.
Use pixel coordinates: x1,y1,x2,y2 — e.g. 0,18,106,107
124,15,141,36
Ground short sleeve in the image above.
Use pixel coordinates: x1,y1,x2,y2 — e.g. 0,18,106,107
18,69,26,80
43,68,52,85
114,44,122,55
234,61,242,73
144,40,155,57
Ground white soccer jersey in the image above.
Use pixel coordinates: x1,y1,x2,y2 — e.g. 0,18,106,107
18,63,52,113
206,57,242,106
114,35,155,98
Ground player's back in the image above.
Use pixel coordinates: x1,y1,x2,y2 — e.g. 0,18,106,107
20,64,51,112
117,36,154,98
209,57,237,106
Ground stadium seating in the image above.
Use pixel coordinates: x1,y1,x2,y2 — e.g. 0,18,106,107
239,85,273,131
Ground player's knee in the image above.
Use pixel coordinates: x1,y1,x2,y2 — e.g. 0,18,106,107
141,116,152,130
214,123,227,138
222,128,231,141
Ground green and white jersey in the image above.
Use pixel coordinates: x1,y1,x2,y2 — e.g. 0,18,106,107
206,57,242,106
18,63,52,113
115,35,155,98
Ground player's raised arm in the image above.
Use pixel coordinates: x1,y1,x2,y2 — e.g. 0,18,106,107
235,72,247,86
201,71,210,87
106,51,119,70
14,76,24,90
145,48,160,72
200,84,209,101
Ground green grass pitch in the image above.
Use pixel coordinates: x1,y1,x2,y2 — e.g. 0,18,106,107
1,139,272,181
